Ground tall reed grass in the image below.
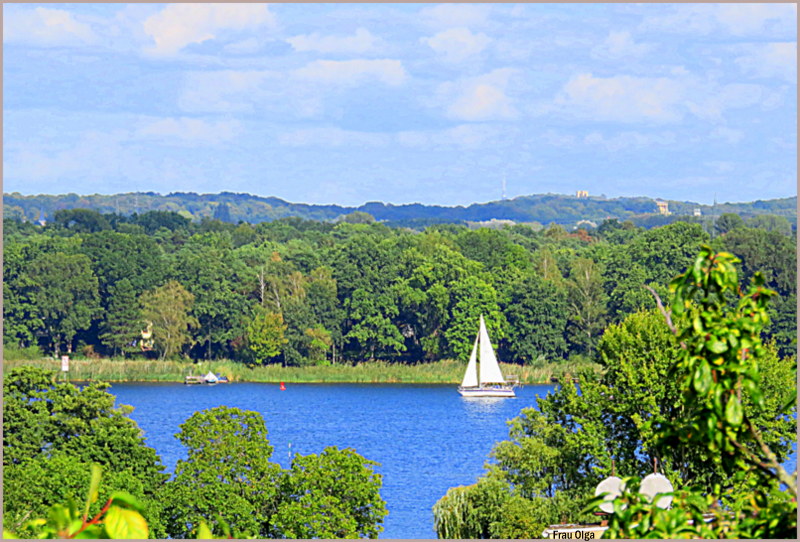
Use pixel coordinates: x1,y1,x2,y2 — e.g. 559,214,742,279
3,357,602,384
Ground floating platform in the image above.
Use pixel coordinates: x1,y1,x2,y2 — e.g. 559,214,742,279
184,374,230,385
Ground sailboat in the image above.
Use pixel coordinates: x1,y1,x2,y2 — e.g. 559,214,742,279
458,315,516,397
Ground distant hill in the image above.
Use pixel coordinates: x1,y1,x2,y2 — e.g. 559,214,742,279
3,191,796,229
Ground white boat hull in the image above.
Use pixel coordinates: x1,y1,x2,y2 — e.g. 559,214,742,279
458,386,515,398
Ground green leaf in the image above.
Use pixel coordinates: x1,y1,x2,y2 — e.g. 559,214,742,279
707,338,728,354
693,362,711,394
195,522,214,539
84,464,103,519
103,506,149,539
73,525,104,539
107,491,143,511
725,396,743,427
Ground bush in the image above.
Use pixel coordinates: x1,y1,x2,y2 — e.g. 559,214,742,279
3,342,44,361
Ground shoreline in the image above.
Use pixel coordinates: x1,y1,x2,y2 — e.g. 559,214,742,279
2,358,601,385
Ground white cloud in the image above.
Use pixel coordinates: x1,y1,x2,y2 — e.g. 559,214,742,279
293,59,406,87
554,72,779,124
541,130,577,148
178,62,406,118
590,31,652,60
279,127,389,148
641,3,796,37
713,3,796,36
705,161,735,173
143,3,275,55
421,27,491,62
397,124,507,149
556,73,685,123
420,3,491,28
735,42,797,82
711,127,745,144
136,117,241,145
179,70,276,113
583,131,677,152
287,28,380,54
435,69,518,121
3,7,96,46
8,130,138,186
685,83,773,120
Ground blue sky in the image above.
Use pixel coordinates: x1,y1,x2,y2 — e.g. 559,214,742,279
3,3,797,206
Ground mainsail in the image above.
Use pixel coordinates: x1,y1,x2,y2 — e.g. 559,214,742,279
477,315,506,385
461,335,479,388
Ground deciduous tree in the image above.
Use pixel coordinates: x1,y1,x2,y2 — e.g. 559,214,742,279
139,280,197,360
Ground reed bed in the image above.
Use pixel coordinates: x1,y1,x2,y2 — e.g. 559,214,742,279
3,357,602,384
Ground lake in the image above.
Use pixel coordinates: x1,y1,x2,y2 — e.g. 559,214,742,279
108,382,797,539
109,382,554,539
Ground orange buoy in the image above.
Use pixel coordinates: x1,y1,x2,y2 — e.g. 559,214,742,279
280,382,286,391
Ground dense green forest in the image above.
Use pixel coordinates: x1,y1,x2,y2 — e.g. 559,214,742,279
4,191,797,229
3,207,796,366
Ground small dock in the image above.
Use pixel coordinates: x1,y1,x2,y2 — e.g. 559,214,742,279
184,375,205,385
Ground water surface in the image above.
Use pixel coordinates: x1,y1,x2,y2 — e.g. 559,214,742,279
109,382,553,539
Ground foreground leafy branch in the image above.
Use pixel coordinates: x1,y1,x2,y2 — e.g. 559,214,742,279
598,246,797,538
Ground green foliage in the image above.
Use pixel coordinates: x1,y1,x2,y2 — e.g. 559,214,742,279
27,249,101,354
502,273,568,363
590,246,797,538
595,477,797,539
161,407,387,539
2,201,794,366
161,407,282,538
566,257,607,355
444,275,505,360
715,212,745,235
272,447,388,538
173,233,249,359
2,341,44,360
745,214,793,235
139,280,197,360
99,279,143,357
53,208,112,234
4,470,149,540
245,309,288,363
2,367,167,536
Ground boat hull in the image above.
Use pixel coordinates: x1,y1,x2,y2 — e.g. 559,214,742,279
458,387,515,398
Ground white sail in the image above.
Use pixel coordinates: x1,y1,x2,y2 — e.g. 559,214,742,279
478,315,506,385
461,334,479,388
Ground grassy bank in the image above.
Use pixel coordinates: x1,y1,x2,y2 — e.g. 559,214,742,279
2,358,602,384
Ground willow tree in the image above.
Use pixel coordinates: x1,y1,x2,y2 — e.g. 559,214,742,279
139,280,197,360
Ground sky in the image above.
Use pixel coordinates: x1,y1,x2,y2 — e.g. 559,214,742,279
3,2,797,207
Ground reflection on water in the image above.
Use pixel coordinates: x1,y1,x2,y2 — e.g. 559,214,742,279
460,396,511,415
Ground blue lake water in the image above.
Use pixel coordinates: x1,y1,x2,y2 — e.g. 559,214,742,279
107,382,797,539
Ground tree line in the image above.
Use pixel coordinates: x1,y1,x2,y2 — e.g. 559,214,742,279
3,208,796,366
5,191,796,229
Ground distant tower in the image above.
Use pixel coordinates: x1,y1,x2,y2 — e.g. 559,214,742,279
576,190,589,198
655,200,670,216
502,176,507,200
